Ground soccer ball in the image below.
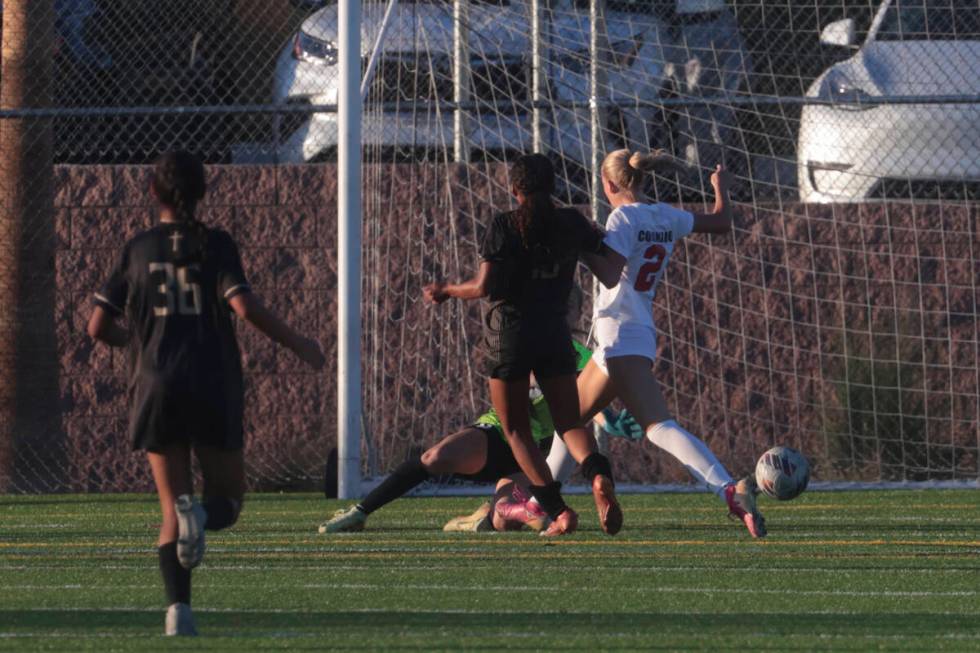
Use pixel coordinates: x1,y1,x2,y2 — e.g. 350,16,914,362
755,446,810,500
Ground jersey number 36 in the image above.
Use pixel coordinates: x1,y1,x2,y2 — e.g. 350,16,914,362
149,263,202,317
633,244,666,292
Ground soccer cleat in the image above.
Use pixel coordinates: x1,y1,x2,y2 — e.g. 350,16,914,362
318,506,367,534
174,495,206,570
540,507,578,537
494,487,550,531
592,475,623,536
443,501,494,532
164,602,198,636
725,476,767,538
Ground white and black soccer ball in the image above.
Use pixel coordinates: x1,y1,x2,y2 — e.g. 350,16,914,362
755,446,810,500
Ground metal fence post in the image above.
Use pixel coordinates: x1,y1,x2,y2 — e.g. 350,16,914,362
453,0,470,163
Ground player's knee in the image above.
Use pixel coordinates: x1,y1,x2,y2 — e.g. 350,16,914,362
419,447,440,470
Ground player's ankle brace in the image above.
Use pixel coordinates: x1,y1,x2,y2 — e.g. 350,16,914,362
358,457,430,514
528,482,567,520
158,542,191,605
581,452,614,485
203,496,240,531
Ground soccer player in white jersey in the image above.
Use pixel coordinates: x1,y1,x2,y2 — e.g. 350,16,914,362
571,149,765,537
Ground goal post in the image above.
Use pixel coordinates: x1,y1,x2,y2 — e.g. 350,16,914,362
337,0,363,500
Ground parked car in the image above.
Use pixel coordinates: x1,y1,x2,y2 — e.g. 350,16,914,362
798,0,980,202
262,0,669,164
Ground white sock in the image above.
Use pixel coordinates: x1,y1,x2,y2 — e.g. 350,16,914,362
646,420,733,499
528,433,577,507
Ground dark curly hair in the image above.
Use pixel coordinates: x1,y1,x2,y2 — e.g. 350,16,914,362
152,151,208,262
509,153,556,250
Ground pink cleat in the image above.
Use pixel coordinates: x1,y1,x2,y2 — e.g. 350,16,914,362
725,477,767,538
494,486,550,531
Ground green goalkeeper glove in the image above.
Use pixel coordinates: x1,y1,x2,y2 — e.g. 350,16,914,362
599,407,644,440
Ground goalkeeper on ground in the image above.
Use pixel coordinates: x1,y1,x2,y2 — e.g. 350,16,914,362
319,342,614,533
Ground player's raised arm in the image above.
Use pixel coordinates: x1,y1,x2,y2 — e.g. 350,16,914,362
690,164,734,234
227,293,325,370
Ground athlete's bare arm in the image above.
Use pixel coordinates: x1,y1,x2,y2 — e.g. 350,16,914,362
581,245,626,289
691,165,734,234
87,306,130,348
423,261,492,303
228,293,325,369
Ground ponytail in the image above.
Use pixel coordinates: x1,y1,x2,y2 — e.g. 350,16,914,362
514,190,556,250
152,151,209,262
509,153,557,250
602,148,690,192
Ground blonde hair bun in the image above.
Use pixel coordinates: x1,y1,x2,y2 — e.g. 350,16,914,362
604,148,687,191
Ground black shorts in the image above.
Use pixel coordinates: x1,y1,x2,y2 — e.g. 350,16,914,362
459,425,553,484
484,306,578,381
130,374,244,452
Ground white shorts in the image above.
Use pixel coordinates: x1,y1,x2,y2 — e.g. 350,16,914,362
590,317,657,374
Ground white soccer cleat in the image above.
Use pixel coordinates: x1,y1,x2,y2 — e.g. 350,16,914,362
164,602,198,636
175,495,206,569
318,506,367,533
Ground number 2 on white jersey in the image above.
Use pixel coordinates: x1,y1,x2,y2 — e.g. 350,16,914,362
149,263,202,317
633,244,666,292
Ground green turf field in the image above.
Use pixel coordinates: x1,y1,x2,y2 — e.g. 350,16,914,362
1,490,978,651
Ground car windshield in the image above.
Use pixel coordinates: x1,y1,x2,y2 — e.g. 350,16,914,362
877,0,980,41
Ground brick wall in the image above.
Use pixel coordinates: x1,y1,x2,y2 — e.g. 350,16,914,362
36,165,980,491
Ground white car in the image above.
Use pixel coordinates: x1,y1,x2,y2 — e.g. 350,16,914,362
266,0,668,164
798,0,980,202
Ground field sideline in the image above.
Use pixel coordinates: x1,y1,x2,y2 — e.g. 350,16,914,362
1,490,978,651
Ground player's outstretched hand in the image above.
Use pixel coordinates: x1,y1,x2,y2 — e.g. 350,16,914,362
710,164,733,195
295,337,326,370
423,282,450,304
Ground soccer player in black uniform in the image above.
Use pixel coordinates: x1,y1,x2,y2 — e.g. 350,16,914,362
87,151,325,636
423,153,622,536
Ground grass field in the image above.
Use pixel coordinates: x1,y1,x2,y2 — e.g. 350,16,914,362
1,490,978,651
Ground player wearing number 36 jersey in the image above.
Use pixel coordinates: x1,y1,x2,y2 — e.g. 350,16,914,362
88,151,325,636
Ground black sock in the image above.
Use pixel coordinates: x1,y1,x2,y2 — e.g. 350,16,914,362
158,542,191,605
203,496,240,531
357,457,431,515
529,482,568,520
581,452,614,485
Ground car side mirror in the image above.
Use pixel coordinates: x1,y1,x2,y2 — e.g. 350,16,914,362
820,18,857,48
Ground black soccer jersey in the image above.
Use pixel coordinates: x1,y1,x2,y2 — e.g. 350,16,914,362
94,222,251,451
479,207,603,316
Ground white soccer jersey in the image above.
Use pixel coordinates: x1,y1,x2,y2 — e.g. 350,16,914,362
594,202,695,329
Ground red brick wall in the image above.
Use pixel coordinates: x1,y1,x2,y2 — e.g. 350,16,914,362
47,164,979,491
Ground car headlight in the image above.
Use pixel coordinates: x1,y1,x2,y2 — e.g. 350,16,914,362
822,69,873,110
292,31,338,65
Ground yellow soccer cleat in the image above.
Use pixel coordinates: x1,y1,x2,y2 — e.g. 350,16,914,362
318,506,367,533
443,501,493,532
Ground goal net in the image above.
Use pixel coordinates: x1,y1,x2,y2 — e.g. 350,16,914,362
0,0,976,493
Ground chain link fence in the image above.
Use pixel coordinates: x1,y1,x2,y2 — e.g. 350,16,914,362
1,0,977,492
